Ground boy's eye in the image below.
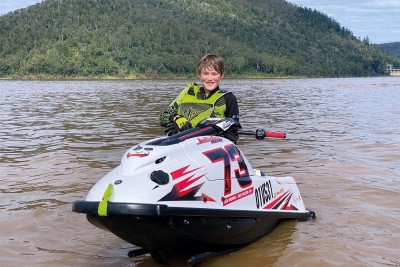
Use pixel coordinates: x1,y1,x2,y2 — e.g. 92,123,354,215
202,71,218,76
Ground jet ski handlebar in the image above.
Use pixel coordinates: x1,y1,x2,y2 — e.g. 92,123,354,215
150,118,286,146
196,118,286,140
239,129,286,140
198,118,286,139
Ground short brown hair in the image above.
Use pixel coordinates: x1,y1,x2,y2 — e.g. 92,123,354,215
197,54,225,76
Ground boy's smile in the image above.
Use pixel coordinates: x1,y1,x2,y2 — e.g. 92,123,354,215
199,67,224,93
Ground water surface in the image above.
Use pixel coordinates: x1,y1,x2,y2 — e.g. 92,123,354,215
1,78,399,266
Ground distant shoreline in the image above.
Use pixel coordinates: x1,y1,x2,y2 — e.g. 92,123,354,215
0,74,388,80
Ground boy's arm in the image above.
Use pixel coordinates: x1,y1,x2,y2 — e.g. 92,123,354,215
159,83,193,126
159,99,179,126
224,93,240,122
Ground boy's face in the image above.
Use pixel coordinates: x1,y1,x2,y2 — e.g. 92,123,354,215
199,67,224,92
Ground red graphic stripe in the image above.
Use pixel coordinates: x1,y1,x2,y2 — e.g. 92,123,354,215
280,192,293,210
284,204,298,211
175,174,205,196
201,193,216,202
170,165,201,180
264,190,291,210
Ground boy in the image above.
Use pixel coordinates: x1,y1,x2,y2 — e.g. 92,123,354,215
159,54,240,142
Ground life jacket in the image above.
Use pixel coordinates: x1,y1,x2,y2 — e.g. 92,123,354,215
177,83,229,127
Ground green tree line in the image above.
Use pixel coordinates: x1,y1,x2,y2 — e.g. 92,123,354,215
377,42,400,58
1,0,399,78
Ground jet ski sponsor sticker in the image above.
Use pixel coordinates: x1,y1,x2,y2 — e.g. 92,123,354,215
197,136,223,145
222,187,254,206
127,151,149,158
127,146,152,158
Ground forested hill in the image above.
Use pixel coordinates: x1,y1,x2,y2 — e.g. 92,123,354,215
1,0,399,78
377,42,400,58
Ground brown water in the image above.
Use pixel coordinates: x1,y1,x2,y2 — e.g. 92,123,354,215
1,78,399,267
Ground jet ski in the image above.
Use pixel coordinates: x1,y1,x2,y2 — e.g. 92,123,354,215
72,118,315,265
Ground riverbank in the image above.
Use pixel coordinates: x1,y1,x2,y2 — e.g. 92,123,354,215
0,73,301,80
1,70,392,80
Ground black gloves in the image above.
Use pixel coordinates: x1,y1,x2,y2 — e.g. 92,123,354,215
164,122,179,136
179,121,192,131
174,115,192,131
223,124,241,144
164,115,192,136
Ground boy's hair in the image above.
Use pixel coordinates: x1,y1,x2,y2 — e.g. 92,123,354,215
197,54,225,76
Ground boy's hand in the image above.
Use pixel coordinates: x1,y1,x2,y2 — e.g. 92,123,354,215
164,122,179,136
174,115,193,131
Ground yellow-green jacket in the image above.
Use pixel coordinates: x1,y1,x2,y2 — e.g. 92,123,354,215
159,82,239,127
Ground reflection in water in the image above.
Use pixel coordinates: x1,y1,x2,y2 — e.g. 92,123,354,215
205,221,297,267
1,78,399,267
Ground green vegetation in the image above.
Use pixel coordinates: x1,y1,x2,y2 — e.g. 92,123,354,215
377,42,400,58
1,0,399,79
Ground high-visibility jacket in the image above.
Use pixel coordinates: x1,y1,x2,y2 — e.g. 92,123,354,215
160,82,239,127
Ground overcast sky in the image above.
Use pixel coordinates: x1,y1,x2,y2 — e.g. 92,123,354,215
286,0,400,44
0,0,41,15
1,0,399,44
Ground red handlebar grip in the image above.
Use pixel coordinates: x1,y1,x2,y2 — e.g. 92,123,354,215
265,132,286,139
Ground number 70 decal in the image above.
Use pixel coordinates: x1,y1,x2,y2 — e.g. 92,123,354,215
203,144,252,196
